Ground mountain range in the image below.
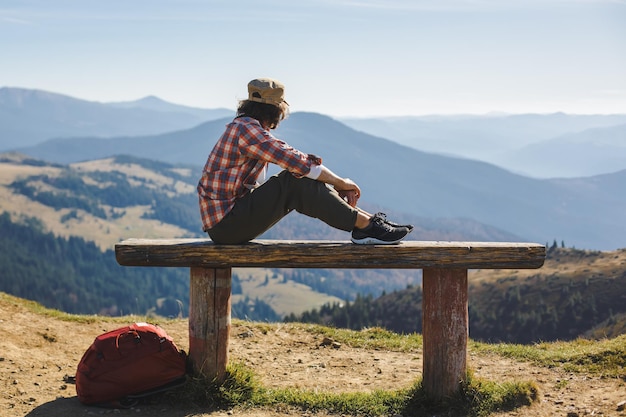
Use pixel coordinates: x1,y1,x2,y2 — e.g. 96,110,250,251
342,114,626,178
0,87,233,149
2,87,626,250
11,113,626,251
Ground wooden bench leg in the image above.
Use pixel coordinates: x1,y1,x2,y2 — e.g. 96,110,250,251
189,267,232,381
422,267,468,399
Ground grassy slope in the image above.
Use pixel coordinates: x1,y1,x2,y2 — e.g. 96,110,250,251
468,247,626,339
233,268,343,316
0,156,191,250
0,155,343,316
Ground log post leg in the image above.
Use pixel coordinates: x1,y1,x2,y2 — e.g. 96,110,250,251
422,267,468,399
188,267,232,381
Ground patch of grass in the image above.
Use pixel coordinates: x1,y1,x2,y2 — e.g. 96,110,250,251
0,291,176,326
470,334,626,378
288,322,423,352
0,292,97,324
458,374,539,417
264,387,405,416
174,363,538,417
394,372,538,417
554,379,569,389
170,362,262,410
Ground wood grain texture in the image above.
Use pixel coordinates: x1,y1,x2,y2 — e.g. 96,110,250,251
115,239,546,269
188,267,231,380
422,268,468,399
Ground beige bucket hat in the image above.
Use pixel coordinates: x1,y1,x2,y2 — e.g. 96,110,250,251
247,78,289,107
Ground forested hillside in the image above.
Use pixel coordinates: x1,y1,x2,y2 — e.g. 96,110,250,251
0,212,189,316
285,247,626,343
0,213,285,320
7,208,622,343
0,154,418,317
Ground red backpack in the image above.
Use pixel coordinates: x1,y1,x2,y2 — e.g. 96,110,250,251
76,322,187,407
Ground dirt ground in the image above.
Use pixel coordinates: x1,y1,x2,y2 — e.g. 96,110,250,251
1,295,625,417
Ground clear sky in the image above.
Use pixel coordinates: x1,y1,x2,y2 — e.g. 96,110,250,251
2,0,625,117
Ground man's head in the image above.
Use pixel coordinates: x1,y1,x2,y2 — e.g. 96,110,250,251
247,78,289,109
238,78,289,129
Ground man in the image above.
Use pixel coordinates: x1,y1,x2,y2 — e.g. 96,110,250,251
197,78,412,244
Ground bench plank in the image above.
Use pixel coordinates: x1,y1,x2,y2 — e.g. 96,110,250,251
115,239,545,269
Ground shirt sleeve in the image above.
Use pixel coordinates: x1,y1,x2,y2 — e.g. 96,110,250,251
305,163,323,180
238,120,317,178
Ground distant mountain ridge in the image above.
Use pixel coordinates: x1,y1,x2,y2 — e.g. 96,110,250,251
341,113,626,178
13,112,626,250
4,87,626,250
107,95,233,120
0,87,233,150
5,86,625,179
498,123,626,178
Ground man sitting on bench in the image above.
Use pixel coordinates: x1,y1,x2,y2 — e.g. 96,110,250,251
197,78,412,245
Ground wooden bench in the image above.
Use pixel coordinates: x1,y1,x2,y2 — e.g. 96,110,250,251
115,239,545,399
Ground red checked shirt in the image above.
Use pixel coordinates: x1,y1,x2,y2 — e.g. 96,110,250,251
197,116,319,231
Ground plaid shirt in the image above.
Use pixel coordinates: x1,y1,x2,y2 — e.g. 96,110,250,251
197,116,317,231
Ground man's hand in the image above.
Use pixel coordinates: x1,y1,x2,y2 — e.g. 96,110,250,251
338,190,359,207
315,166,362,208
336,178,361,207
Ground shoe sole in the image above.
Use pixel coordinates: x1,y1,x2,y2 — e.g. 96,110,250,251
351,236,404,245
351,227,413,245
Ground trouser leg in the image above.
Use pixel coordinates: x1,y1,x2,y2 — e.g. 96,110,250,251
207,171,358,244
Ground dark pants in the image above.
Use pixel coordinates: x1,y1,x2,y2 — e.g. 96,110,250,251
207,170,358,244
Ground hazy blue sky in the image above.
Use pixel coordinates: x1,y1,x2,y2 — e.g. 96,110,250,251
2,0,625,116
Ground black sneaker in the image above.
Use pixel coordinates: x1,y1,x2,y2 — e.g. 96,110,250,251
351,213,411,245
374,212,414,232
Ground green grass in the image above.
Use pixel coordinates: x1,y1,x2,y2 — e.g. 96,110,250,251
470,334,626,378
0,292,100,324
170,363,538,417
291,322,423,352
0,291,175,325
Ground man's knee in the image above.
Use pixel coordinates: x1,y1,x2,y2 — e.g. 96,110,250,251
275,170,322,192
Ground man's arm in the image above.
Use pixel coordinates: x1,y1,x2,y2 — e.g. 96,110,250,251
315,165,361,207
